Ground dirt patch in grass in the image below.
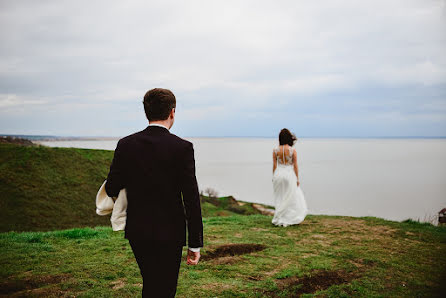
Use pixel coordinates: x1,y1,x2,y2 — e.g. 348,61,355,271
296,236,334,247
202,243,267,261
250,227,269,232
210,255,245,265
260,256,295,278
319,218,398,237
300,253,318,259
290,218,400,247
347,258,376,269
262,257,376,296
110,278,126,290
0,273,71,295
263,269,358,297
215,211,231,216
13,287,68,297
198,282,234,291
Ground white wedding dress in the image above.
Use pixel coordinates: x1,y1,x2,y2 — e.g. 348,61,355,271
272,146,308,227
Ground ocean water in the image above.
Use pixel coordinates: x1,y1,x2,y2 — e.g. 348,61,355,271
38,138,446,223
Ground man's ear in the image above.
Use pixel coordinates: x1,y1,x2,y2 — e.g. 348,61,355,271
170,108,175,118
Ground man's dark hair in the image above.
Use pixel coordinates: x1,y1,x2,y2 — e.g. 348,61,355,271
279,128,297,146
143,88,176,121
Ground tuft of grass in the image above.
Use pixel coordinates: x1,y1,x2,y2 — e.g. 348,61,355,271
274,268,303,279
50,228,104,239
402,218,435,227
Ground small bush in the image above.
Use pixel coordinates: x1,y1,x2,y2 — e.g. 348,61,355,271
204,188,219,198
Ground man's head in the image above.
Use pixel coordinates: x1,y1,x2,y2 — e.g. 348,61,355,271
143,88,176,128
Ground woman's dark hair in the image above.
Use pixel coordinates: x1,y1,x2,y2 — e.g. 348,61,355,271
143,88,176,121
279,128,297,146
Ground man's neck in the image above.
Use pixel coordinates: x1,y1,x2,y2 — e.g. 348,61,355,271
149,121,170,130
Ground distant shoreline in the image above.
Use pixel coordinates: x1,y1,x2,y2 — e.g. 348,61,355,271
2,134,446,142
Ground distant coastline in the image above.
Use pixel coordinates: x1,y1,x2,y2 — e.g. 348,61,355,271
1,135,120,142
2,134,446,142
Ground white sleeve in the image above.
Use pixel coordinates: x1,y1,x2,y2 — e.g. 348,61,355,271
188,247,201,252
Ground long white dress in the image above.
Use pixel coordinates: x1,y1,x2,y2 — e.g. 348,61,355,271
272,146,308,227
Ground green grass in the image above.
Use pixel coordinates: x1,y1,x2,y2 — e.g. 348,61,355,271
1,215,445,297
0,143,113,232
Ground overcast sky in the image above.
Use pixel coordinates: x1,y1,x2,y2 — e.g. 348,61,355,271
1,0,445,137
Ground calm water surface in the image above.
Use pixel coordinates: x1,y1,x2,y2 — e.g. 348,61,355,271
38,138,446,223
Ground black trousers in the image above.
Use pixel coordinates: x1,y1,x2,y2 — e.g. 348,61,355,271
129,239,183,298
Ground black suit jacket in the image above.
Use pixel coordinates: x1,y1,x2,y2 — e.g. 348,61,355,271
105,126,203,248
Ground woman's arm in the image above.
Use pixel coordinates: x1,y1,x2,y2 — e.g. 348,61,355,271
272,150,277,173
292,149,300,186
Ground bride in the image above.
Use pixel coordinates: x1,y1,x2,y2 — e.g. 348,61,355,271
272,128,308,227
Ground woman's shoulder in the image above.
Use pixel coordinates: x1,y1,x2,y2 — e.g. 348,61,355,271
291,147,297,158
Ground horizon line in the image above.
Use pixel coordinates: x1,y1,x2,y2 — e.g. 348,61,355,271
2,134,446,140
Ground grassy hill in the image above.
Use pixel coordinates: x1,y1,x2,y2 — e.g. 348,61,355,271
0,143,265,232
0,143,114,232
1,215,445,297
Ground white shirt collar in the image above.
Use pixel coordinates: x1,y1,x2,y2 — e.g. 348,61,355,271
148,123,170,131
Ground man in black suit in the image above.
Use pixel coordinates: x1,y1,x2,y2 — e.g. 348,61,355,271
105,88,203,297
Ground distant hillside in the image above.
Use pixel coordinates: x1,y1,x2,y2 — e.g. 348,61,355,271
0,143,113,232
0,136,35,146
0,143,270,232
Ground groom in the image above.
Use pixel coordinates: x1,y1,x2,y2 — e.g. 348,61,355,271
105,88,203,297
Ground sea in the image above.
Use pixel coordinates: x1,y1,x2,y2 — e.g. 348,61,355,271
37,137,446,223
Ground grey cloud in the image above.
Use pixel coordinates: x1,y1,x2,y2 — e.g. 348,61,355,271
0,0,445,136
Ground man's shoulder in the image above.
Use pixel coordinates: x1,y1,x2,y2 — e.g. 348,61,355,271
116,130,145,147
168,133,193,148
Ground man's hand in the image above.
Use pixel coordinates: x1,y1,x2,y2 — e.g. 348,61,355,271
186,249,200,265
297,180,300,187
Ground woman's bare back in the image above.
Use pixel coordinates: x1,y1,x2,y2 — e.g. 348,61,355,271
275,145,293,165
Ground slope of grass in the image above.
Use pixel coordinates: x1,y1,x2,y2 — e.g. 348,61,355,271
1,215,445,297
0,143,113,232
